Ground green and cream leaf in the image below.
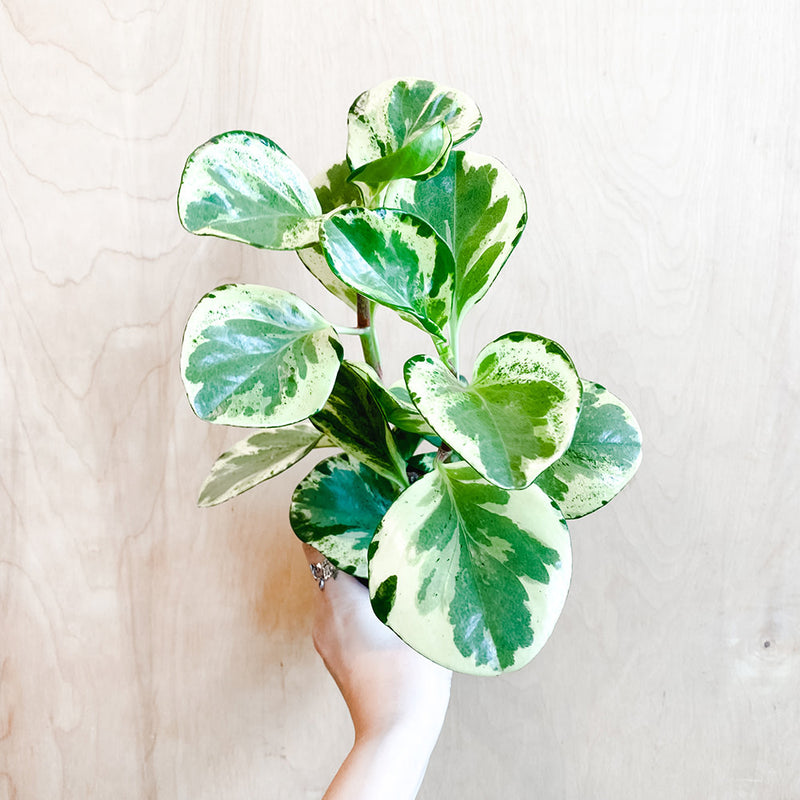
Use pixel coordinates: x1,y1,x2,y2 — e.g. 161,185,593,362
296,161,361,306
290,454,399,578
347,77,481,170
368,461,572,675
535,381,642,518
311,362,409,488
197,421,325,507
348,121,452,188
178,131,322,249
320,207,454,342
181,284,342,427
385,150,527,325
405,332,582,489
347,364,435,436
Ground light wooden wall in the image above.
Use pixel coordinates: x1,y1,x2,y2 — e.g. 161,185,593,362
2,2,798,798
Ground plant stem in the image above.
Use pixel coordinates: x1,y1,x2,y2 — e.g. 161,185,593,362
450,325,461,380
434,338,458,379
435,442,452,464
446,316,463,380
357,295,383,379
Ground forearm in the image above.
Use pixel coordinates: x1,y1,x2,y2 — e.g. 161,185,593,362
302,548,451,800
323,718,445,800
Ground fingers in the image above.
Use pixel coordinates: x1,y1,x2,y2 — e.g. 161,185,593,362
303,544,342,592
302,543,324,563
302,544,368,605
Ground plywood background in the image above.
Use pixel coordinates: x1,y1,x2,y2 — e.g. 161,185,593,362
2,1,798,798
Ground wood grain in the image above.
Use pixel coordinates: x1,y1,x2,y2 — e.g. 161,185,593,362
1,1,798,797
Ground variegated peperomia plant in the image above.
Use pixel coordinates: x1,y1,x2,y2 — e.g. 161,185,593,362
178,78,642,676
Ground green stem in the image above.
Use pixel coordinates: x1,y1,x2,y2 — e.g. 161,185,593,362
434,337,458,379
357,295,383,379
450,336,461,380
449,317,461,379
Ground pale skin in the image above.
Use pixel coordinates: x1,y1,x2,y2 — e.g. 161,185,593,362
303,545,452,800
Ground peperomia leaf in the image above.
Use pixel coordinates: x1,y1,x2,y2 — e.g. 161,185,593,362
347,77,482,171
385,150,527,328
348,121,452,188
197,421,326,507
178,131,322,249
311,362,409,489
393,429,423,461
405,332,582,489
290,453,399,577
181,284,342,427
348,363,435,436
320,207,454,342
312,159,364,209
535,381,642,518
368,461,572,675
296,161,361,307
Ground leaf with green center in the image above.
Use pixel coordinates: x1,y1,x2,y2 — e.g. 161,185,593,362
197,420,327,507
368,461,571,675
296,161,361,307
311,362,408,489
535,381,642,518
181,284,342,426
320,207,454,343
347,363,435,436
405,332,582,489
290,454,399,577
393,430,423,461
348,121,452,188
347,77,481,170
385,150,527,327
178,131,322,249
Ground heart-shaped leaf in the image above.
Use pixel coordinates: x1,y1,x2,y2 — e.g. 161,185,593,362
368,461,572,675
311,362,409,488
296,161,361,307
348,121,452,188
535,381,642,518
405,332,582,489
181,284,342,427
290,454,399,577
347,77,481,171
385,150,527,326
198,420,327,507
320,207,454,341
178,131,322,249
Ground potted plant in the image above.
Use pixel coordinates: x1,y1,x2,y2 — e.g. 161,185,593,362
177,77,642,676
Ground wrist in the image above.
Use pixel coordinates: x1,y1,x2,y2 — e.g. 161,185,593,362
355,706,446,751
357,687,449,737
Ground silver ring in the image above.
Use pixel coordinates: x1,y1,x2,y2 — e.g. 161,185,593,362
310,559,338,590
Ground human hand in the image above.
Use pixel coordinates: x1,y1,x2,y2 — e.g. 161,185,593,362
303,545,451,799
